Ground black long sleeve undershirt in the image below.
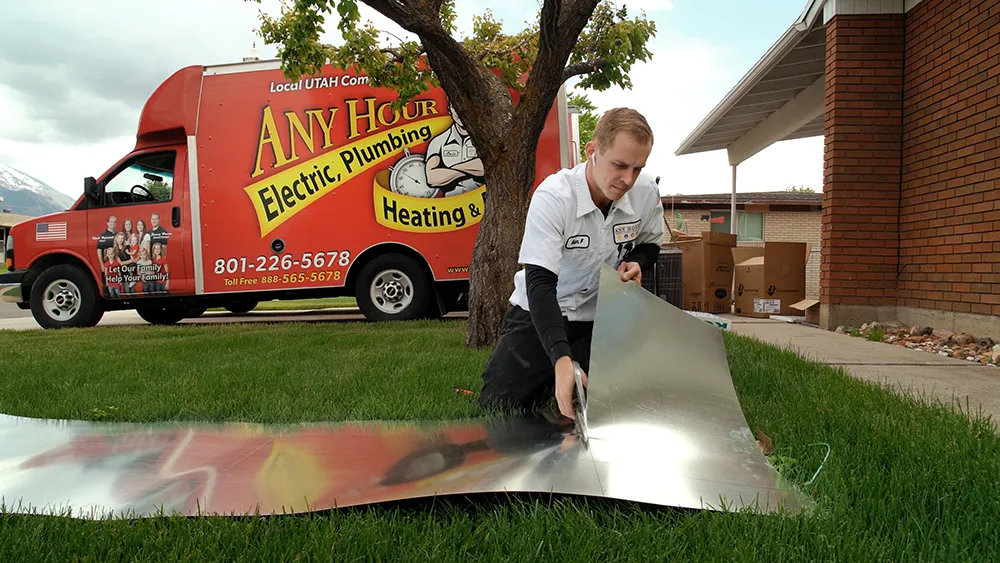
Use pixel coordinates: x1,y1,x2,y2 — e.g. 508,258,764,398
525,265,573,367
623,242,660,272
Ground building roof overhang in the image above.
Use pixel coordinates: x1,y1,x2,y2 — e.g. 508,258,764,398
674,0,827,166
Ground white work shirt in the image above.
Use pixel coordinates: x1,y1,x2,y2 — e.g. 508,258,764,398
425,124,483,195
509,162,664,322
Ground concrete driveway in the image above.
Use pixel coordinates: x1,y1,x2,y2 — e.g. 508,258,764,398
0,301,32,320
0,301,467,331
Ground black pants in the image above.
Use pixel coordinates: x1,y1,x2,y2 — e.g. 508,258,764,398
478,305,593,414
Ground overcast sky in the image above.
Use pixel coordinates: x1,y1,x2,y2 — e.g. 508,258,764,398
0,0,822,200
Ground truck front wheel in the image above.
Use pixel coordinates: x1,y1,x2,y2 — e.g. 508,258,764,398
30,264,105,329
355,254,432,322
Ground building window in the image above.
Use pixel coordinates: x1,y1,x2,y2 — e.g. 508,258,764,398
710,211,764,242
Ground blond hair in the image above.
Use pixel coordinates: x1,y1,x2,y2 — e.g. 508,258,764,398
593,108,653,152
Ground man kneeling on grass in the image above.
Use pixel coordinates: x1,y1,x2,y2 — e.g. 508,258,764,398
478,107,665,420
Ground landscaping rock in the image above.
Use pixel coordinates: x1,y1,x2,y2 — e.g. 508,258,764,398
954,333,975,346
933,329,954,341
834,321,999,367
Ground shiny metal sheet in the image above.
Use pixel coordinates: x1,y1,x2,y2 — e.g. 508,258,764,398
0,265,808,518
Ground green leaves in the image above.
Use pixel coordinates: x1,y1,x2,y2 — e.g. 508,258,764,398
463,9,538,92
569,3,657,91
255,0,338,81
250,0,656,105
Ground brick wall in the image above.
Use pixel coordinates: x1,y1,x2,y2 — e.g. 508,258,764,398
823,14,905,308
764,211,822,299
667,209,711,238
899,0,1000,317
664,207,821,299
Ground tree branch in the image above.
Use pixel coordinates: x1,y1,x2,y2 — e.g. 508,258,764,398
381,46,422,63
477,35,533,62
361,0,514,158
362,0,443,38
511,0,599,159
563,58,607,81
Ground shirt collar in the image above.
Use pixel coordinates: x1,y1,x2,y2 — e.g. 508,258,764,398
444,125,464,145
574,164,634,218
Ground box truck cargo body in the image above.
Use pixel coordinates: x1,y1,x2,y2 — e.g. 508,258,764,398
0,59,576,328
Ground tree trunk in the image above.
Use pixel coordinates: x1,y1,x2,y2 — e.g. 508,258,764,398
465,145,537,348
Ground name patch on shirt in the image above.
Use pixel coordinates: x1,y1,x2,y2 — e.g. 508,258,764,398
613,221,640,244
565,235,590,249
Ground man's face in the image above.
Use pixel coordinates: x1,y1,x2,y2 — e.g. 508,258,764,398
587,133,652,202
107,217,116,231
151,214,159,229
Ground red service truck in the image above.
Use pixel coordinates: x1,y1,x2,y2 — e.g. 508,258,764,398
0,58,580,328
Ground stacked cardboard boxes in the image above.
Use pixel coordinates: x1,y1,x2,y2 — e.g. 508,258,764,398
665,231,812,319
731,242,811,318
667,232,737,315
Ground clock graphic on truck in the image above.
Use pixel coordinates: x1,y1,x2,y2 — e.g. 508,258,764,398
388,149,439,198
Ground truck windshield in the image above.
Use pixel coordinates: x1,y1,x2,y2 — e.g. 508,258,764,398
102,151,175,206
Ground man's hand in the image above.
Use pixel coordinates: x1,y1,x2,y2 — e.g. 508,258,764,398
618,261,642,284
555,356,587,419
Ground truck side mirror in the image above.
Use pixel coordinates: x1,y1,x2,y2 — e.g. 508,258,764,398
84,177,99,202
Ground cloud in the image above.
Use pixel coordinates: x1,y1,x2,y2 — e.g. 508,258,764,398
618,0,675,13
0,0,273,144
1,0,821,200
0,134,137,199
572,31,823,195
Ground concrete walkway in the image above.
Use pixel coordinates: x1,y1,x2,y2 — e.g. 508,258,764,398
725,315,1000,422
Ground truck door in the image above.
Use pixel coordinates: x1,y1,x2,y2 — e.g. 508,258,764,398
88,148,191,298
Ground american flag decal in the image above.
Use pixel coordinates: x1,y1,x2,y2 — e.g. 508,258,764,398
35,221,67,241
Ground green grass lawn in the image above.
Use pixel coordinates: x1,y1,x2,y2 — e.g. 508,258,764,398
0,321,998,561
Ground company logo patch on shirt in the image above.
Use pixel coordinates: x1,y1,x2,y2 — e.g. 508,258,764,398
613,220,640,244
565,235,590,249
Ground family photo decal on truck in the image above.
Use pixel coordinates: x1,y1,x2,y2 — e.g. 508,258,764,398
93,213,172,298
243,91,486,237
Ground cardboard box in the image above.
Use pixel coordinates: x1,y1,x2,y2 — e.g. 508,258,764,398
672,231,737,314
790,298,820,325
733,242,810,318
685,311,731,330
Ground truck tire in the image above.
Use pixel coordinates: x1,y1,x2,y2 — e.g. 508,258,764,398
225,301,258,314
30,264,105,329
136,304,187,325
184,304,208,318
355,254,432,322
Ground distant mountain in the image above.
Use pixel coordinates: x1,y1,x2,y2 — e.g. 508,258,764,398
0,163,78,217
